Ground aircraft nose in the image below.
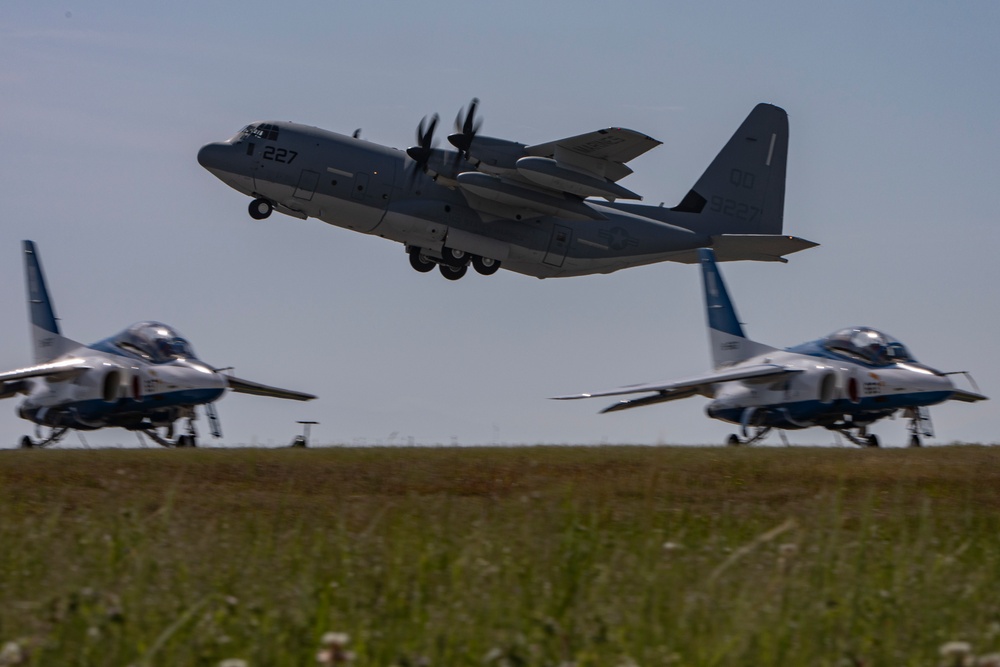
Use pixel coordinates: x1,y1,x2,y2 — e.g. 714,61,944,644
197,142,231,171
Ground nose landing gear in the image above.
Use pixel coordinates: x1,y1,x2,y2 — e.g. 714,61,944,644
248,198,273,220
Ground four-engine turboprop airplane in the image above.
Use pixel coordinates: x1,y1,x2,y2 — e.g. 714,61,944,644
0,241,315,449
198,100,817,280
553,248,986,447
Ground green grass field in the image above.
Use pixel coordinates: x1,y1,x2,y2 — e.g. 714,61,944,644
2,445,1000,666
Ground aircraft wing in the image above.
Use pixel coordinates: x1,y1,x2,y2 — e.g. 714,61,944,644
225,375,316,401
525,128,662,180
455,127,661,219
0,357,90,400
552,364,802,414
0,357,90,385
949,388,988,403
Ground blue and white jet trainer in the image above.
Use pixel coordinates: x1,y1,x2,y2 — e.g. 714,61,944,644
199,101,817,280
554,248,986,447
0,241,315,449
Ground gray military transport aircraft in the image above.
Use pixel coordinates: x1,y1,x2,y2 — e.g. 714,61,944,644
198,100,817,280
554,248,987,447
0,241,315,449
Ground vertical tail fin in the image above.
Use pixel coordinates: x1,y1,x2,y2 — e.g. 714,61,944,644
675,103,788,235
699,248,775,368
23,241,75,363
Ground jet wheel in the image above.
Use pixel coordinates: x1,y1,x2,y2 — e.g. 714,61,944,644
176,435,197,448
439,264,467,281
472,255,501,276
249,198,273,220
866,434,880,448
409,251,436,273
909,435,922,448
726,434,742,447
19,435,33,449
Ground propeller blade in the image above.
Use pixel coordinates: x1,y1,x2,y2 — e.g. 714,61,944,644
406,113,440,185
448,97,481,162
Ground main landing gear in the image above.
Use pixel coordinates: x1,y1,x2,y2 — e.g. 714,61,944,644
139,415,199,448
726,426,772,446
407,246,502,280
19,427,69,449
830,425,880,448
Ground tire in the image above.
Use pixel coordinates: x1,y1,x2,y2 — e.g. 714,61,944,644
441,247,467,268
866,434,880,448
408,251,436,273
19,435,33,449
472,255,501,276
726,434,742,447
909,435,922,448
248,198,273,220
439,263,467,281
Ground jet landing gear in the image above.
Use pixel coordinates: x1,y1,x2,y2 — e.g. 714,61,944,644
139,416,198,448
248,198,273,220
726,426,772,446
406,246,502,280
829,425,880,448
20,427,69,449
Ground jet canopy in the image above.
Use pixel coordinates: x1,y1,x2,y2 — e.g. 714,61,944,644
112,321,199,363
821,327,916,366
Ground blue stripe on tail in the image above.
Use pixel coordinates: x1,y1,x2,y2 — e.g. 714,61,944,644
698,248,745,338
23,240,60,335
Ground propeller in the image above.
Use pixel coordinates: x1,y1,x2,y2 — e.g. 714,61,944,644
448,97,481,162
405,113,440,175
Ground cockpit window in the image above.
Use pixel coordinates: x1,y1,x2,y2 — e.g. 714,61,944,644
822,327,915,366
237,123,279,141
113,321,198,363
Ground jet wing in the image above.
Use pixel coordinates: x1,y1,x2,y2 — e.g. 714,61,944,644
0,357,90,400
225,375,316,401
552,364,802,414
0,357,90,385
949,388,988,403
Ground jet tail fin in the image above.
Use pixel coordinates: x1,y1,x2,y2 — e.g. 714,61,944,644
699,247,776,368
675,104,789,236
23,241,78,363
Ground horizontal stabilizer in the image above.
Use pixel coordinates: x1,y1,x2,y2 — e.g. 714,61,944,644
225,375,316,401
670,235,818,264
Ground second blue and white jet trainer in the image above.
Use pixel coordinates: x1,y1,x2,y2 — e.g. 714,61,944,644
553,248,986,447
0,241,315,448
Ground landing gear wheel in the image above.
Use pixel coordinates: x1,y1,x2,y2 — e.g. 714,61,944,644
441,247,467,268
472,255,501,276
866,434,880,448
909,435,922,448
20,436,33,449
439,263,467,281
248,198,273,220
726,434,742,447
409,251,436,273
176,434,197,448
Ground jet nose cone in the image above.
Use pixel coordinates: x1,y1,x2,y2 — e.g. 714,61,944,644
197,142,228,171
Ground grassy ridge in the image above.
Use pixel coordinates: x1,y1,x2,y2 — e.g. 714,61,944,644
1,446,1000,665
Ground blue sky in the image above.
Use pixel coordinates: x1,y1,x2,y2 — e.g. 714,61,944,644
1,2,997,447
